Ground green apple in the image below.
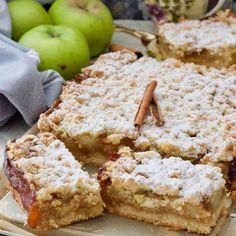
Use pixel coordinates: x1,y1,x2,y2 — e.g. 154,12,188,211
19,25,90,80
49,0,113,57
8,0,51,41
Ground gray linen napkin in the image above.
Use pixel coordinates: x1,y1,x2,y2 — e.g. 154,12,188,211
0,0,64,126
0,0,11,37
0,34,65,126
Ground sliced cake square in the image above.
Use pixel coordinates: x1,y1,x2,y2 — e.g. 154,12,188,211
4,132,104,230
98,147,231,234
157,10,236,68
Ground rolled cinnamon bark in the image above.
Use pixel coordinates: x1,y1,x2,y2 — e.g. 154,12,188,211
134,80,157,129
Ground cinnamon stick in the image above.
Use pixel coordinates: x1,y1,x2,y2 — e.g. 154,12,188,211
134,80,157,129
150,94,164,127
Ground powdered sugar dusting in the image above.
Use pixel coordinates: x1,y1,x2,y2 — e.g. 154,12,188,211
38,50,236,163
158,11,236,53
135,59,236,163
104,147,226,205
7,133,100,201
82,49,137,78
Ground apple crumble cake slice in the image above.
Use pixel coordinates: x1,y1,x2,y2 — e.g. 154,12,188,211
4,132,104,230
98,147,231,234
38,50,236,167
157,10,236,68
38,50,144,166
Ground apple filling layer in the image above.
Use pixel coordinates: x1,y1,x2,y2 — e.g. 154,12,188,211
98,147,231,234
229,160,236,200
4,133,104,230
157,38,236,69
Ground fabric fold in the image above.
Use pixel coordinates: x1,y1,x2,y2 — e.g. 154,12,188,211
0,33,64,126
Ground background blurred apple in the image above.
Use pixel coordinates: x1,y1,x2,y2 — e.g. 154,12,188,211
8,0,51,41
19,25,90,80
49,0,113,57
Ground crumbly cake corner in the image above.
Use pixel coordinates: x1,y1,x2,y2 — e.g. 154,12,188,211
157,10,236,67
4,132,104,230
158,10,236,54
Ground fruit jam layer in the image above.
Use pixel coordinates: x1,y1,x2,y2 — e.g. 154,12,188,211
4,154,36,211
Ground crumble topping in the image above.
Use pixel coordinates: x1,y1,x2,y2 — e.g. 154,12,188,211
38,50,236,163
39,51,149,140
102,147,226,206
82,49,137,78
158,11,236,54
6,133,100,202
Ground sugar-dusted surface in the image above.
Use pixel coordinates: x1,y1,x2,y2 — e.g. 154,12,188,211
82,49,138,78
102,147,226,206
158,11,236,53
135,59,236,163
6,133,101,202
38,50,147,142
38,50,236,163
